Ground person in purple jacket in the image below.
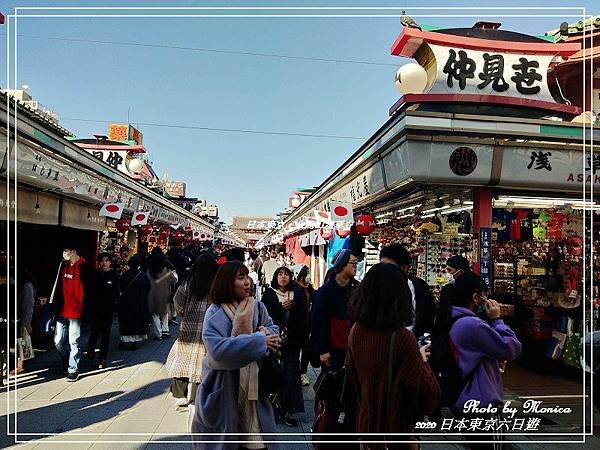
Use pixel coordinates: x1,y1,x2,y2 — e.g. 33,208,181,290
434,272,521,449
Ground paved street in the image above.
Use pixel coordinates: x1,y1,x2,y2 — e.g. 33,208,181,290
1,322,598,449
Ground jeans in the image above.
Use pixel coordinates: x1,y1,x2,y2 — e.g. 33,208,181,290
54,317,82,374
151,313,169,337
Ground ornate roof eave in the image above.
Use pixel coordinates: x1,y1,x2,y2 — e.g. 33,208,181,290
391,27,581,59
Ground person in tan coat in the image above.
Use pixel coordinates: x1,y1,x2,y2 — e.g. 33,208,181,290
346,263,441,450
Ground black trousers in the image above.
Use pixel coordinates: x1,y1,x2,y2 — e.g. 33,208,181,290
282,345,304,415
88,317,112,360
300,345,310,374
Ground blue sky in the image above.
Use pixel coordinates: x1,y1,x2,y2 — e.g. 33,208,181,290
1,1,594,223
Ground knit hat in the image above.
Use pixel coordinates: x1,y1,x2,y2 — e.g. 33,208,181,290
332,249,352,273
446,255,471,272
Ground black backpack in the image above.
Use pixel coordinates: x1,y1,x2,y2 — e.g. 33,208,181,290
429,314,475,408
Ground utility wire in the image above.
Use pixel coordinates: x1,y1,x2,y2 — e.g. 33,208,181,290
61,117,367,140
7,34,398,67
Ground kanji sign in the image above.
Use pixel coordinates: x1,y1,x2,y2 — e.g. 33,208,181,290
479,227,492,288
449,147,478,176
429,45,555,102
527,151,552,171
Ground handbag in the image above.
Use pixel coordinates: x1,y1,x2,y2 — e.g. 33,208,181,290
312,366,359,450
257,304,284,394
17,328,34,361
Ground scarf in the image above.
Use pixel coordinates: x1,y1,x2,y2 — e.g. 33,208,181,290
274,288,294,304
222,297,259,401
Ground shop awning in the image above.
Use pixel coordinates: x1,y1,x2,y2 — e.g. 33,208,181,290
0,183,60,225
61,199,106,232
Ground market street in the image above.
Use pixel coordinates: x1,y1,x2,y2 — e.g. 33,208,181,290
1,321,598,449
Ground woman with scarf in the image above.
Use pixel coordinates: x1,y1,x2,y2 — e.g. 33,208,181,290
262,266,308,427
192,261,281,450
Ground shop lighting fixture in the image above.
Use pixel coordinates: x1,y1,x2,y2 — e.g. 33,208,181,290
375,211,394,219
440,206,473,215
396,203,423,214
421,213,435,218
496,196,599,209
399,213,417,218
422,205,450,214
34,192,40,215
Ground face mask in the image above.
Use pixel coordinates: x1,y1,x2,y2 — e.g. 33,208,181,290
62,251,71,261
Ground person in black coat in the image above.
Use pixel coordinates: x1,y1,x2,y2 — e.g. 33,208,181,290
262,266,308,427
310,249,359,370
118,255,151,350
380,244,436,338
86,252,120,368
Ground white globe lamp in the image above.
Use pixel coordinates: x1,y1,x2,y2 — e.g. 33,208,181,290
395,63,428,95
128,158,145,174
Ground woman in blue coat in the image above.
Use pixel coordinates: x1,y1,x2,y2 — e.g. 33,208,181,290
192,261,281,450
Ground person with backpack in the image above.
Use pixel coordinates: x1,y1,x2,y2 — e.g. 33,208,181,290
346,263,440,449
430,273,521,448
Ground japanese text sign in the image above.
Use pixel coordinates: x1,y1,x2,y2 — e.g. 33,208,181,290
429,45,555,103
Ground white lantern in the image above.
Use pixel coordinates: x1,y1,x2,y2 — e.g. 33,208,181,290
395,63,428,95
128,158,145,174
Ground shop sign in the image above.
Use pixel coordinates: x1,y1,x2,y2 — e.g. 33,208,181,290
384,141,493,188
108,123,144,145
86,149,131,176
428,45,555,103
449,147,478,176
500,146,599,190
315,163,385,212
479,227,492,288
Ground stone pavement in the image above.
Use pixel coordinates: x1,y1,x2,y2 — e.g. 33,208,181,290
1,321,598,449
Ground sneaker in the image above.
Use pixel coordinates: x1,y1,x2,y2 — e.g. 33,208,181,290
282,413,298,427
154,336,163,341
174,397,188,408
301,374,310,386
66,372,79,382
162,332,171,338
98,360,106,369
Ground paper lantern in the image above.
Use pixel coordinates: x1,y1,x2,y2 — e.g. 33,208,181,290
335,224,352,238
355,213,376,236
320,227,333,240
395,63,428,95
139,224,153,236
159,228,170,239
115,218,130,233
127,158,145,174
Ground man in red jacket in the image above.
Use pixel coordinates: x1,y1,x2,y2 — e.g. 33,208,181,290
51,242,92,381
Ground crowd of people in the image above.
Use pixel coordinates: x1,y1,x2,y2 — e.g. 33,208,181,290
6,239,528,449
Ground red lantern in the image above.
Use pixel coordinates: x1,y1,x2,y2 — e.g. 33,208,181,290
335,224,352,238
320,227,333,240
116,218,130,233
355,213,376,236
139,224,153,236
159,227,170,239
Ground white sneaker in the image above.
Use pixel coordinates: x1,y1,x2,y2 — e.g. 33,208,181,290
301,374,310,386
174,397,188,408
